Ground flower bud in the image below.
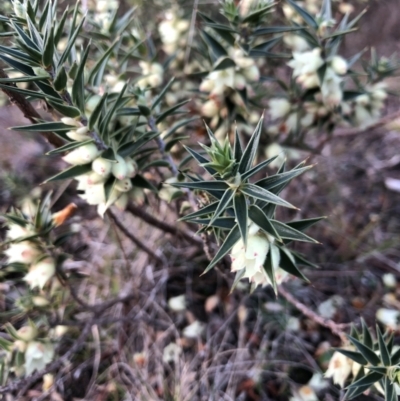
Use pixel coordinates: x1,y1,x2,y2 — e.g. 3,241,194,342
61,117,80,127
242,65,260,82
52,203,77,227
111,155,128,180
331,56,348,75
42,374,54,392
76,126,89,136
66,130,90,141
92,157,112,177
17,325,37,342
199,79,215,93
32,67,50,77
14,340,27,353
201,99,219,117
125,158,137,178
62,143,101,165
115,178,132,192
32,296,50,307
114,193,128,211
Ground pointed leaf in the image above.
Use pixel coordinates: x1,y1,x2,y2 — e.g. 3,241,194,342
271,220,319,243
238,116,263,174
155,99,190,124
233,193,248,246
286,0,318,29
45,164,92,182
347,335,381,366
377,325,391,366
241,183,296,209
180,201,219,221
255,165,312,190
248,205,280,240
151,77,175,110
346,371,383,391
172,180,228,191
203,224,240,274
335,349,367,365
279,247,309,282
241,156,278,180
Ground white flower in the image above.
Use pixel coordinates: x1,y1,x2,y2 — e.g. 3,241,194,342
112,155,128,180
17,325,37,342
137,62,164,88
321,68,343,108
92,157,112,177
125,158,137,178
288,48,324,79
230,226,270,281
115,178,132,192
6,224,34,240
376,308,400,330
4,242,41,264
24,341,54,376
183,320,205,339
269,98,291,120
242,64,260,82
330,56,348,75
61,117,80,127
66,130,91,142
79,183,106,205
325,350,353,388
24,258,55,289
284,34,310,52
382,273,396,288
200,68,235,95
62,143,101,165
201,99,219,117
163,342,182,364
168,294,186,312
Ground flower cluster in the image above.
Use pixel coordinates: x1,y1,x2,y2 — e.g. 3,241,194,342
11,323,55,376
61,118,137,217
230,224,288,288
158,11,189,56
4,222,55,291
137,61,164,89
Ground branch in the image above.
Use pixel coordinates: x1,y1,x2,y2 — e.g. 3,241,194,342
278,284,348,342
107,209,165,265
126,202,202,246
0,68,64,148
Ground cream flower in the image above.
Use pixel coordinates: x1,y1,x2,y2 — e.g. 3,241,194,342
24,341,54,375
24,258,55,289
288,48,324,79
62,143,101,165
325,350,353,388
321,68,343,108
6,224,34,241
269,98,291,120
5,242,41,264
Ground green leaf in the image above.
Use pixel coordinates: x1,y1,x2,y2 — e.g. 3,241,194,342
377,325,391,366
47,100,81,118
165,135,189,152
238,116,263,174
252,26,304,36
255,165,312,190
391,346,400,365
203,224,240,274
241,183,296,209
335,349,367,365
384,377,396,401
53,66,68,91
286,217,326,233
248,205,280,240
88,39,119,85
264,244,281,295
279,247,309,281
347,335,381,366
54,7,69,46
10,121,72,132
0,46,34,64
361,318,373,349
88,93,108,130
233,193,248,246
155,99,190,124
163,117,199,140
72,43,91,113
0,54,35,76
172,180,229,192
184,146,216,176
213,57,236,71
286,0,318,29
234,126,243,162
151,77,175,110
190,217,235,230
180,201,219,221
241,156,278,181
321,0,332,22
204,22,236,46
47,139,94,155
42,26,54,67
201,30,228,61
242,4,274,23
118,131,159,157
130,174,156,192
271,220,319,243
57,14,86,67
45,164,92,182
346,371,383,391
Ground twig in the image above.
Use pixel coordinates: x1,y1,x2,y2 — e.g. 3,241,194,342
0,322,92,395
126,202,202,246
184,0,199,69
107,209,164,265
278,284,348,342
0,68,64,148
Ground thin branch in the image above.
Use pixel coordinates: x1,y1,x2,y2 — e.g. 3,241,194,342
126,202,202,246
107,208,164,265
278,284,349,342
0,68,64,148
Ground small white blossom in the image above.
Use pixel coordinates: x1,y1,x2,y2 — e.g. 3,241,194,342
62,143,101,165
4,242,41,264
168,294,186,312
24,258,55,289
269,98,291,120
330,56,348,75
163,342,182,364
92,157,112,177
24,341,54,376
376,308,400,330
325,350,353,388
183,320,205,339
112,155,128,180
